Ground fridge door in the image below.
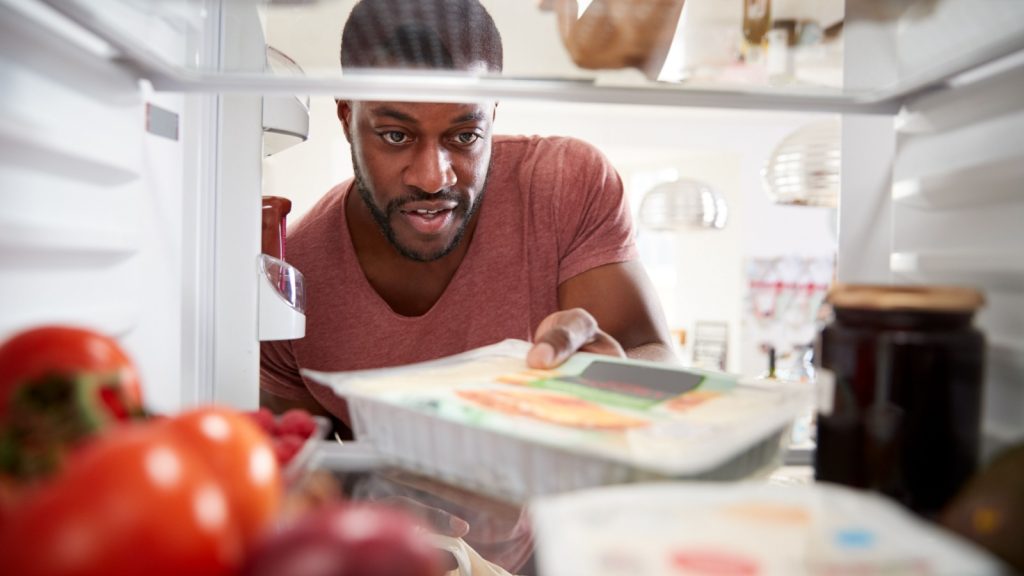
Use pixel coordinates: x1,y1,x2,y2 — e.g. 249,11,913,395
0,0,208,412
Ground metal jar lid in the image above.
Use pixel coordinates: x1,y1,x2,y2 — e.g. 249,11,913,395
825,284,985,313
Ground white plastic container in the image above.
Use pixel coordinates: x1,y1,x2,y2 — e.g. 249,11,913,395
530,482,1007,576
305,340,810,502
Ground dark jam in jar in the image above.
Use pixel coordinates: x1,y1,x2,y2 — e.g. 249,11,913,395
815,285,985,517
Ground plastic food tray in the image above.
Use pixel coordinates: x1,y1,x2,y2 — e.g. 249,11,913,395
305,341,809,503
282,415,332,485
530,482,1006,576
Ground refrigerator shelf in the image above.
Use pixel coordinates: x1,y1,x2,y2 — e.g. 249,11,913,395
0,117,138,186
24,0,1024,116
0,304,139,339
895,51,1024,134
0,223,137,265
891,251,1024,290
892,154,1024,210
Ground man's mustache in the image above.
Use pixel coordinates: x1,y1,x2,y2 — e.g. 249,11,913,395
386,189,462,213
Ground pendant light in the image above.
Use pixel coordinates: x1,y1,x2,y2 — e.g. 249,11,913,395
762,118,840,207
638,178,728,231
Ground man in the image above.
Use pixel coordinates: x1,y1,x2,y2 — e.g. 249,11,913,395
260,0,675,430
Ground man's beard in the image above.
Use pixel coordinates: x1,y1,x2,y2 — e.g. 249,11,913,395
352,158,488,262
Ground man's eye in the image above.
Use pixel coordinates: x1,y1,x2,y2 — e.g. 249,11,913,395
454,132,480,145
381,131,408,144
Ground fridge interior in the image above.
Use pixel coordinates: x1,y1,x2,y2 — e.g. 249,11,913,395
2,0,1023,496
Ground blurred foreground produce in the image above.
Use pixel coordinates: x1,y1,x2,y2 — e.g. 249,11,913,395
241,502,445,576
0,406,288,576
0,326,144,481
163,407,284,547
942,443,1024,573
246,407,320,467
0,423,246,576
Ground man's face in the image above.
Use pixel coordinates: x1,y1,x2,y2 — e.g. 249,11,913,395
341,100,496,262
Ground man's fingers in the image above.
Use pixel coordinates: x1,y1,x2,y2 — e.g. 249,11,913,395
528,309,625,368
526,341,556,368
579,331,626,358
378,496,471,538
530,311,594,367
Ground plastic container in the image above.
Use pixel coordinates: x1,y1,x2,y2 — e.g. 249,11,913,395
530,482,1006,576
304,340,809,502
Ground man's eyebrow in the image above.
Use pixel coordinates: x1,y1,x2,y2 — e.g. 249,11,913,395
370,106,418,124
451,110,488,124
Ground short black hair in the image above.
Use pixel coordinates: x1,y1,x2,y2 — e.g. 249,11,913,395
340,0,503,72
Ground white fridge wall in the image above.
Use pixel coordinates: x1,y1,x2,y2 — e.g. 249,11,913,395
842,0,1024,457
894,67,1024,456
0,0,188,412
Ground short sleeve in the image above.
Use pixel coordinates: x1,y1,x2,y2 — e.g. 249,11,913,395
259,339,309,401
551,138,638,284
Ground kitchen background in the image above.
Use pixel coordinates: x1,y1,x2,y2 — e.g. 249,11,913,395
261,0,843,377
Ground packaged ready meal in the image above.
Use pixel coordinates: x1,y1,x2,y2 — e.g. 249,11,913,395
304,340,810,502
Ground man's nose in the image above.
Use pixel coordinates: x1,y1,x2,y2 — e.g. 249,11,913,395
405,142,457,193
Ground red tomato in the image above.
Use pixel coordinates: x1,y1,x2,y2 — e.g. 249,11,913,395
165,407,283,548
0,475,19,526
0,423,244,576
0,326,143,421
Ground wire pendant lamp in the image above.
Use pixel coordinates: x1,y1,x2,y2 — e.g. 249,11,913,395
762,118,841,208
638,178,728,231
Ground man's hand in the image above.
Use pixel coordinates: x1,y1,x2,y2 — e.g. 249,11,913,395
527,308,626,369
376,495,470,539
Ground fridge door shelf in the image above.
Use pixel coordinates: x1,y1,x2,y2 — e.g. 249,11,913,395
258,254,306,341
262,93,309,157
262,46,309,157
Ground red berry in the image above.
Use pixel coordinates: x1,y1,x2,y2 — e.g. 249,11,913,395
272,434,305,466
246,408,277,436
277,409,317,439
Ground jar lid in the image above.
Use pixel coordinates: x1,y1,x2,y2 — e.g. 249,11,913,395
826,284,985,312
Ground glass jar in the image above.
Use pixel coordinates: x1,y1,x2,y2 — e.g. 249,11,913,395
261,196,292,260
815,285,985,517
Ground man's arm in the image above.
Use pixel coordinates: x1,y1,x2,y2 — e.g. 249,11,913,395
259,386,333,418
260,340,353,438
526,260,677,368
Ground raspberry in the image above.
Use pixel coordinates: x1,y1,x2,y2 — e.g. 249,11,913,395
246,408,277,436
273,434,305,466
277,409,317,439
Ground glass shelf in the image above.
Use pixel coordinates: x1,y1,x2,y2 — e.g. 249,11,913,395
26,0,1024,114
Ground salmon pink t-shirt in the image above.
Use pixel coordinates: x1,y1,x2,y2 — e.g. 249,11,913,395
260,135,637,423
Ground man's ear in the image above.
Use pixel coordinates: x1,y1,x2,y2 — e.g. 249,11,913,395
336,99,353,143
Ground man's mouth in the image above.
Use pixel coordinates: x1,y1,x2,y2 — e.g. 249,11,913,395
398,203,458,235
